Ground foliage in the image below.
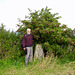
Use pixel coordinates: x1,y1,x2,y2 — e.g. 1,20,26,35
0,7,75,61
0,56,75,75
0,24,21,60
17,7,75,59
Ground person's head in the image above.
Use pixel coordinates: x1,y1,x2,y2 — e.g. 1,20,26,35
27,28,31,34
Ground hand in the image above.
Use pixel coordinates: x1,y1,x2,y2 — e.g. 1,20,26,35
23,48,26,50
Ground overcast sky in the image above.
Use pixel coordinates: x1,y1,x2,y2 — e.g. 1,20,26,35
0,0,75,32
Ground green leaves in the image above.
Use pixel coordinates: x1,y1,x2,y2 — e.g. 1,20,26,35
0,24,21,60
16,7,75,57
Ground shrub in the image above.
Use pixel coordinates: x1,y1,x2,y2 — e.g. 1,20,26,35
16,7,75,59
0,24,21,60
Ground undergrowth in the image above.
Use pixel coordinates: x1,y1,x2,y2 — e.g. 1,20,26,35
0,56,75,75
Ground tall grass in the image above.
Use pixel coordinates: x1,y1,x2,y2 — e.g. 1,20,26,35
0,56,75,75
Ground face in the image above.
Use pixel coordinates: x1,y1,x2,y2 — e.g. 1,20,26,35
27,30,31,34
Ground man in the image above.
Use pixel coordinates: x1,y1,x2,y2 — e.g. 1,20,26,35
22,28,34,67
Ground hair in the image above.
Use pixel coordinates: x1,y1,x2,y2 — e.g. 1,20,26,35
27,28,31,31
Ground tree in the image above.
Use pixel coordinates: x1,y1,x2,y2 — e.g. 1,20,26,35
17,7,75,57
0,24,21,60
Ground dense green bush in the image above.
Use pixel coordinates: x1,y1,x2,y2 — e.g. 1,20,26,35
0,24,21,60
0,7,75,61
17,7,75,60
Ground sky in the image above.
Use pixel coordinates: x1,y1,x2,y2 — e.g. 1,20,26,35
0,0,75,32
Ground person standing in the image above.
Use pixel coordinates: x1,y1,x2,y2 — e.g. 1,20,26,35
22,28,34,67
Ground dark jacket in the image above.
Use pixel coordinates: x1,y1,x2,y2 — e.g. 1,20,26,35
22,34,34,48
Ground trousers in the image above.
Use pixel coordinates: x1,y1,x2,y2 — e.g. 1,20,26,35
25,46,33,66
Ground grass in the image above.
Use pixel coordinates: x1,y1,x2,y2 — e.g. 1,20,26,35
0,56,75,75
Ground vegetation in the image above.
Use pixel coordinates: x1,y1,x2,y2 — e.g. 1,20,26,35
0,56,75,75
0,24,22,60
17,7,75,60
0,7,75,75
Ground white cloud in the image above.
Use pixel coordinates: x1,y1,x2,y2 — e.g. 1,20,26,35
0,0,75,32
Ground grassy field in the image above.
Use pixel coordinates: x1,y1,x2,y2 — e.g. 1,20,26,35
0,56,75,75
